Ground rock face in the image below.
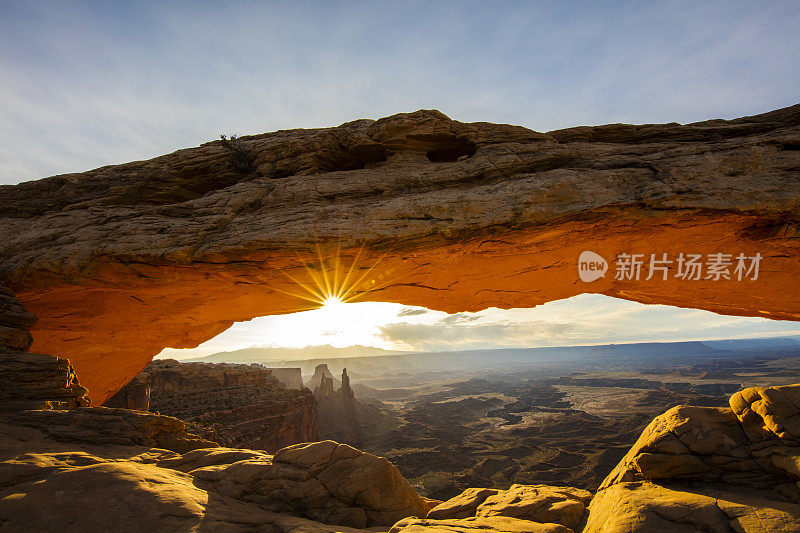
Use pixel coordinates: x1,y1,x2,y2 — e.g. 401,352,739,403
103,371,150,410
0,107,798,403
270,367,304,388
314,373,336,399
585,383,800,532
340,368,355,399
314,367,397,447
0,287,91,410
0,352,90,410
307,363,340,392
0,285,36,352
106,359,318,453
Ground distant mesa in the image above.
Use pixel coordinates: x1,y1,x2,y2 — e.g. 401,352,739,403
193,344,406,364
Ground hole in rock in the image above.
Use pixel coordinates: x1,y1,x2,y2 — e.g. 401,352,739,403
779,141,800,151
321,144,388,171
101,292,800,498
425,139,477,162
156,294,800,362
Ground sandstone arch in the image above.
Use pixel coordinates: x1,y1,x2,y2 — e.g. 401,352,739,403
1,106,799,404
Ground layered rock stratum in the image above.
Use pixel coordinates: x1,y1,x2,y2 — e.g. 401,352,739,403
106,359,318,452
0,106,798,402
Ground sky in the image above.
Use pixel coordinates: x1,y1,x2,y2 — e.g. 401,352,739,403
1,1,799,185
4,1,799,356
157,295,800,360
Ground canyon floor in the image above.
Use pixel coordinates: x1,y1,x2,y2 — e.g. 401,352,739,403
329,342,800,500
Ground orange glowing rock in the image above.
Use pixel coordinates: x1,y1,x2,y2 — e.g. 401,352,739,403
1,106,798,403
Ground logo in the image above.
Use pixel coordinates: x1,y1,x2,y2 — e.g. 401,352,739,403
578,251,608,282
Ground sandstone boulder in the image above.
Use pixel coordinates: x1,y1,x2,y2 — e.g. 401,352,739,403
172,440,429,528
476,485,591,530
158,446,272,472
588,383,800,531
584,481,800,533
427,487,501,519
390,516,572,533
730,384,800,442
0,450,372,533
428,484,591,531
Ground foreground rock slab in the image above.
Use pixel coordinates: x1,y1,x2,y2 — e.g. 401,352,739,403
584,481,800,533
588,383,800,532
0,450,371,533
0,407,217,457
0,407,427,532
3,381,800,531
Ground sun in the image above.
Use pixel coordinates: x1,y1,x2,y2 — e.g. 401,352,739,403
321,295,345,307
276,245,397,311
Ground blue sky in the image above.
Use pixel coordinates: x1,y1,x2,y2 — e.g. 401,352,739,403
3,1,799,353
1,1,799,185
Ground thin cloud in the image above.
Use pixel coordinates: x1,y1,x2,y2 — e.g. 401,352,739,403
379,320,577,351
397,307,429,317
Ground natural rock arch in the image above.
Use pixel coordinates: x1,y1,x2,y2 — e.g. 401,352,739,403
1,106,799,404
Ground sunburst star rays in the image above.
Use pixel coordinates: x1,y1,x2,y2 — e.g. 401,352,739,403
275,245,400,310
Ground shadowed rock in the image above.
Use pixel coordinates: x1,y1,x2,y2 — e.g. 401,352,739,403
0,352,90,410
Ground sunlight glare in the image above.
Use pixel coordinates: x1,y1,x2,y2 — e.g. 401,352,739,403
322,295,345,307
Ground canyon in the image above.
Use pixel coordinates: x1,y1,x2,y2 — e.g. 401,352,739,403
1,105,800,531
105,359,317,452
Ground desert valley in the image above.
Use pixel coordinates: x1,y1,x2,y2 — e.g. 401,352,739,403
110,337,800,501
